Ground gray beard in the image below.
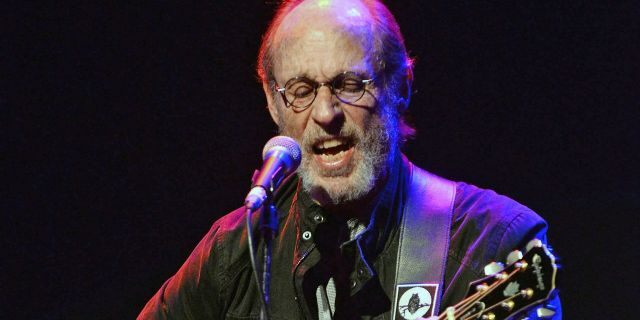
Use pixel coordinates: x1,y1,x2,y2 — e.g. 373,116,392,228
280,110,398,206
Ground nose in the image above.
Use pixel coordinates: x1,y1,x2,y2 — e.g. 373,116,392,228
310,85,343,128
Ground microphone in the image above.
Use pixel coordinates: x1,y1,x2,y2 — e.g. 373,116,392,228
244,136,301,210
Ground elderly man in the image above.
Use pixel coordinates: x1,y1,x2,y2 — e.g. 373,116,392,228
140,1,561,319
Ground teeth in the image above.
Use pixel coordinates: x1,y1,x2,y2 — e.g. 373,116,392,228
322,139,342,149
319,149,346,161
317,138,344,150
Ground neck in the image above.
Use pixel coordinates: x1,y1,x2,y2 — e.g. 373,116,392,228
315,167,392,221
324,187,380,220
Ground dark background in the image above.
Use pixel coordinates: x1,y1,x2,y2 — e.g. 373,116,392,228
4,1,639,319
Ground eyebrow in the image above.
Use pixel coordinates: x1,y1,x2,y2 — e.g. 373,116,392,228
288,70,370,82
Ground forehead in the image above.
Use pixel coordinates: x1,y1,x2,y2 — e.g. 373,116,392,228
271,0,375,82
275,31,371,81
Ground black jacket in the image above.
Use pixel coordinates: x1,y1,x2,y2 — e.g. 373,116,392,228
139,158,560,319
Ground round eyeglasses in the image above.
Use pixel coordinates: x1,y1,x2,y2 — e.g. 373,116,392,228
275,71,374,110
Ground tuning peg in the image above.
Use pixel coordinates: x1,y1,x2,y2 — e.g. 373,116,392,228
445,306,456,320
483,261,505,276
475,283,489,292
506,250,523,265
525,238,543,252
536,306,556,318
500,301,515,311
520,288,534,299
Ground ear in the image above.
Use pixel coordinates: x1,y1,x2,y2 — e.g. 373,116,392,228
263,81,280,125
397,66,414,113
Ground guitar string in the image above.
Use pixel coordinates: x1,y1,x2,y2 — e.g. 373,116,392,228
456,267,525,319
437,281,496,320
437,290,483,320
437,266,522,320
454,268,520,319
437,287,487,320
461,290,529,320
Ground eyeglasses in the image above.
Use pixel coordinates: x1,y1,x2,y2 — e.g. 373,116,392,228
275,71,374,110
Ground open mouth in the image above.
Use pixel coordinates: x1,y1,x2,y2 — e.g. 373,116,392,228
311,137,354,174
311,136,356,178
309,137,356,172
312,138,352,156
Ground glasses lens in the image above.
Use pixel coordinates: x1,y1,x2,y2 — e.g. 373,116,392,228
285,78,316,108
334,72,367,103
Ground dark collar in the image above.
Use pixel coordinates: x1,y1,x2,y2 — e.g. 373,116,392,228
295,153,408,264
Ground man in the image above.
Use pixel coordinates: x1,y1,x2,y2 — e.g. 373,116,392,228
140,1,561,319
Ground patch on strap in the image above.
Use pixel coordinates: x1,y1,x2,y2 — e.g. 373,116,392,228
394,283,439,319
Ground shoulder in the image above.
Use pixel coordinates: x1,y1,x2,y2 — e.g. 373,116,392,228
137,207,251,319
208,206,249,244
453,182,548,246
197,206,252,273
450,182,562,319
450,181,549,266
198,175,299,269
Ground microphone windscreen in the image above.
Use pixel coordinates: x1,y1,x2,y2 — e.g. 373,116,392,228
262,136,302,167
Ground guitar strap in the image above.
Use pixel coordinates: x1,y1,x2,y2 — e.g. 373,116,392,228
391,162,456,320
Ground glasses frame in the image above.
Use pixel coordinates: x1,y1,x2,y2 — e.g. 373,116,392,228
275,71,374,111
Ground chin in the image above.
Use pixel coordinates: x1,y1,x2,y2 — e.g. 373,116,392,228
316,177,373,206
300,154,381,206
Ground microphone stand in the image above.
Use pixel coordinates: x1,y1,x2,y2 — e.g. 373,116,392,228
258,194,277,320
247,176,281,320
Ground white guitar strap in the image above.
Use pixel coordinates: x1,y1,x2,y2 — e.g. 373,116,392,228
392,162,456,320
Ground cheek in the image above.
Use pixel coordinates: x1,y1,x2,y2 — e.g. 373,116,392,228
345,96,378,128
280,110,309,139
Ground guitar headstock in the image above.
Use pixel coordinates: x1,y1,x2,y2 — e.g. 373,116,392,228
452,239,558,320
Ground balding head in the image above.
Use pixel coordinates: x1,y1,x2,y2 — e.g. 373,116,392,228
275,0,373,38
270,0,375,76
